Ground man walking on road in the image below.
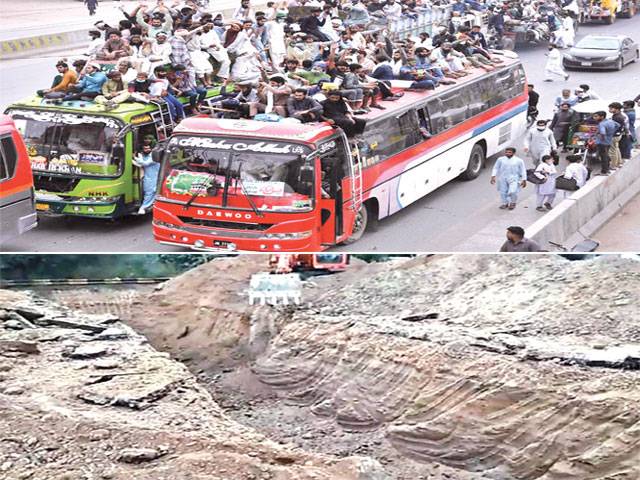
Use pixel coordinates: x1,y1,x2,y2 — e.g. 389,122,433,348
499,226,541,252
85,0,98,16
593,111,618,175
524,120,556,167
544,44,569,82
550,103,577,149
491,147,527,210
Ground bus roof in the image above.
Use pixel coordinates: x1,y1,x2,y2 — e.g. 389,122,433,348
174,117,337,144
0,115,15,128
360,55,523,123
175,56,523,144
6,95,158,121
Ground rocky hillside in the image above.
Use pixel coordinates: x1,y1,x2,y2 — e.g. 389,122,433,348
0,289,388,480
23,254,640,480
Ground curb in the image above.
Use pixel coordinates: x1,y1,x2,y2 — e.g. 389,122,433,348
1,29,90,60
527,151,640,251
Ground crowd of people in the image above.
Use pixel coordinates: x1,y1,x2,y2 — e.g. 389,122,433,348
31,0,638,226
35,0,519,130
492,83,639,218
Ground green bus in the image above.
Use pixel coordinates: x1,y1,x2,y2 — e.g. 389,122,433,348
5,91,219,219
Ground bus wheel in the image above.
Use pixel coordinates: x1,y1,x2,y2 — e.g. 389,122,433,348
343,203,371,244
460,144,485,181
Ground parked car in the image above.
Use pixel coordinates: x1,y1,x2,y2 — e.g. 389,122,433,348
563,35,639,70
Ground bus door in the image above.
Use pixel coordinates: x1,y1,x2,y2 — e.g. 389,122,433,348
130,122,160,205
0,125,37,243
317,135,351,246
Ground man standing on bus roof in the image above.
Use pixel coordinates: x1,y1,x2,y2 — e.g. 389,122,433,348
524,120,557,167
491,147,526,210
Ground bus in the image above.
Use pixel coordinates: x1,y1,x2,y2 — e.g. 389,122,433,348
4,89,220,219
153,57,528,251
0,115,37,243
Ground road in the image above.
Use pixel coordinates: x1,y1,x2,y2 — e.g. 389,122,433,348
593,192,640,250
2,19,639,252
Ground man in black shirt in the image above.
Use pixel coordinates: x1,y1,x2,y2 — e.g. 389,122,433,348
300,7,330,42
321,91,366,137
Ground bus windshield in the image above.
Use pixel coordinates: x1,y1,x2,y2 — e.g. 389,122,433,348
161,136,314,212
9,110,122,177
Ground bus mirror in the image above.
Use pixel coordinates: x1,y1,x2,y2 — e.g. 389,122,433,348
299,165,314,184
112,142,125,163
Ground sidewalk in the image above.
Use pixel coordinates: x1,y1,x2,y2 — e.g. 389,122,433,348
0,0,249,59
456,149,640,252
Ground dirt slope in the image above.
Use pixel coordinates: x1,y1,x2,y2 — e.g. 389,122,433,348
0,289,388,480
35,255,640,480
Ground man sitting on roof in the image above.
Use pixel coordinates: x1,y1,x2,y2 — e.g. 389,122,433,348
62,62,108,101
321,90,366,138
94,69,130,110
37,61,78,98
287,88,323,123
96,30,133,61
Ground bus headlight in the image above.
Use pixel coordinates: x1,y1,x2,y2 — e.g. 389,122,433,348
194,239,205,248
96,196,121,203
261,231,312,240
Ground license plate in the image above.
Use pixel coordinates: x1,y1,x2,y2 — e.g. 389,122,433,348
36,203,49,211
582,61,592,66
213,240,231,248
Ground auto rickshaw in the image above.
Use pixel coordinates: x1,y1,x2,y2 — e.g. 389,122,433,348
565,100,611,169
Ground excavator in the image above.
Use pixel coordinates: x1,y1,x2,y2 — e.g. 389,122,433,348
249,254,349,305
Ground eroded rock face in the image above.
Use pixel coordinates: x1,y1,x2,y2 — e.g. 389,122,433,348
22,255,640,480
0,289,389,480
248,255,640,480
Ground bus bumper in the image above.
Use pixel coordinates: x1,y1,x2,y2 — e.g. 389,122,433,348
152,220,320,252
35,195,125,218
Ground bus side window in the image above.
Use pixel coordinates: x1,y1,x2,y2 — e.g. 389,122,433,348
426,98,445,134
417,108,433,139
0,136,18,182
398,110,421,148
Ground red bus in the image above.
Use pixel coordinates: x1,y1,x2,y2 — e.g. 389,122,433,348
0,115,37,244
153,57,527,252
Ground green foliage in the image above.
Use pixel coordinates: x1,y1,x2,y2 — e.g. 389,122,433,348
0,254,217,281
352,254,416,263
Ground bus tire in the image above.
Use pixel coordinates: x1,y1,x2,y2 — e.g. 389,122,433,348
343,202,374,244
460,144,485,181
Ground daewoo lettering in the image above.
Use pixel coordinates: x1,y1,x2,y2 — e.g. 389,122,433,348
196,209,254,220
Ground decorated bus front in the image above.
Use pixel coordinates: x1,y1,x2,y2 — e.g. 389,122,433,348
5,108,142,218
153,120,360,252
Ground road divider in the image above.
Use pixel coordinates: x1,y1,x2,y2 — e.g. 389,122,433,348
0,30,90,60
527,151,640,251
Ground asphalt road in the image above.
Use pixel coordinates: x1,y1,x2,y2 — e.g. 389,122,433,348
2,19,639,252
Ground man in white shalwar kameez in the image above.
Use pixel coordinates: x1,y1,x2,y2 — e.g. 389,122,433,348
265,12,288,71
200,23,231,80
544,44,569,81
524,120,557,167
491,147,527,210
